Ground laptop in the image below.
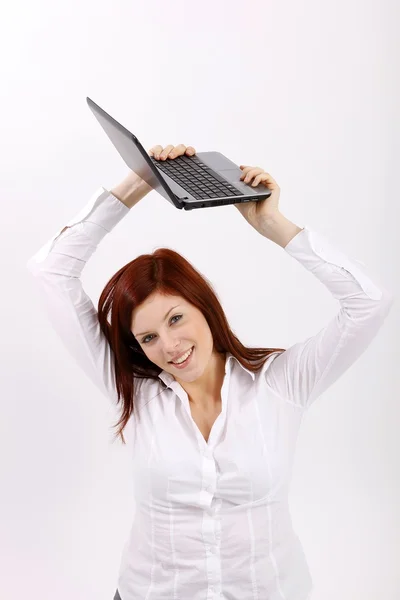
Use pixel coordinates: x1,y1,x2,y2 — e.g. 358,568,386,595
86,97,272,211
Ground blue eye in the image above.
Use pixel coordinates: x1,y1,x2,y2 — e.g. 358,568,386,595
141,314,183,344
171,314,182,325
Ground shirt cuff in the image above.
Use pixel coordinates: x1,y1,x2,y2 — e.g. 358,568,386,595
284,227,383,301
65,187,130,237
27,187,129,272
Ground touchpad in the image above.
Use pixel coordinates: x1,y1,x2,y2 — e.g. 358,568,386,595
218,168,242,183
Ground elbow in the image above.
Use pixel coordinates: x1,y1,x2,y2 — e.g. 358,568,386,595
344,285,395,325
380,287,395,315
367,286,395,323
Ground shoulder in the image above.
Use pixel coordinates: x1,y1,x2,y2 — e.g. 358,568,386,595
229,350,284,384
133,374,168,407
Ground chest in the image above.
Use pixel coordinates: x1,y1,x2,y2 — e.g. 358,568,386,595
189,401,222,443
132,383,305,509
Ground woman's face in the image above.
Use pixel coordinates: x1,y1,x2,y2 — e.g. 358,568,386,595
131,292,215,381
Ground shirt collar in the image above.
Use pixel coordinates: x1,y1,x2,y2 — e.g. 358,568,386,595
158,351,255,388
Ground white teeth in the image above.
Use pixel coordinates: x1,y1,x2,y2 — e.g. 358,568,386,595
172,347,193,364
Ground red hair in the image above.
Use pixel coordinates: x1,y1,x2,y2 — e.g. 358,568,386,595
97,247,285,443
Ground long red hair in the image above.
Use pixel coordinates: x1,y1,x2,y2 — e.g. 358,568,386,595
97,247,285,443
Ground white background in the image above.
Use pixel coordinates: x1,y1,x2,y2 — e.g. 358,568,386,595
1,1,399,599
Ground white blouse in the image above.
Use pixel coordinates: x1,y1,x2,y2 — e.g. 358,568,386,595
27,187,394,600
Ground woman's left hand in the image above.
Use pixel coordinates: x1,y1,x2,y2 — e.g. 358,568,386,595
234,165,281,232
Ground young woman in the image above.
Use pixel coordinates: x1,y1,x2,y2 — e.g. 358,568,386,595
27,143,393,600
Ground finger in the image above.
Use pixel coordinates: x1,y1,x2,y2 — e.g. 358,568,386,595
149,144,197,160
167,144,184,159
252,174,263,186
168,144,191,159
148,145,164,158
239,165,258,172
160,145,175,160
254,172,280,189
170,145,197,159
261,173,280,189
239,166,262,179
241,167,264,183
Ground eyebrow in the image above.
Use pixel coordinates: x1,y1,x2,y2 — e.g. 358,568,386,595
134,305,181,337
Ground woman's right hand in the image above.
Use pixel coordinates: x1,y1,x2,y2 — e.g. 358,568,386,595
148,143,196,161
112,144,197,208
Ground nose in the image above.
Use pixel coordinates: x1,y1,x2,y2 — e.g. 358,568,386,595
160,333,181,356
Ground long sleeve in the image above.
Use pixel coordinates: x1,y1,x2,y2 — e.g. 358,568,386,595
264,227,394,409
26,187,130,405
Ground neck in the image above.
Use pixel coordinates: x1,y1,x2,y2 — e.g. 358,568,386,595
178,351,226,410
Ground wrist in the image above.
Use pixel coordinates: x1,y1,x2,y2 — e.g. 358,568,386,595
257,212,303,248
111,172,152,209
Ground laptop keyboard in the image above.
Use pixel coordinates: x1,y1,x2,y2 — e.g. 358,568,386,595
151,154,243,200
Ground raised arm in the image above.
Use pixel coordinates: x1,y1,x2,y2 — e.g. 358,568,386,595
262,220,394,409
26,172,150,404
232,167,394,409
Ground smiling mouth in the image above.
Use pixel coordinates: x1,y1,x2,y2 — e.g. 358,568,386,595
168,346,194,365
